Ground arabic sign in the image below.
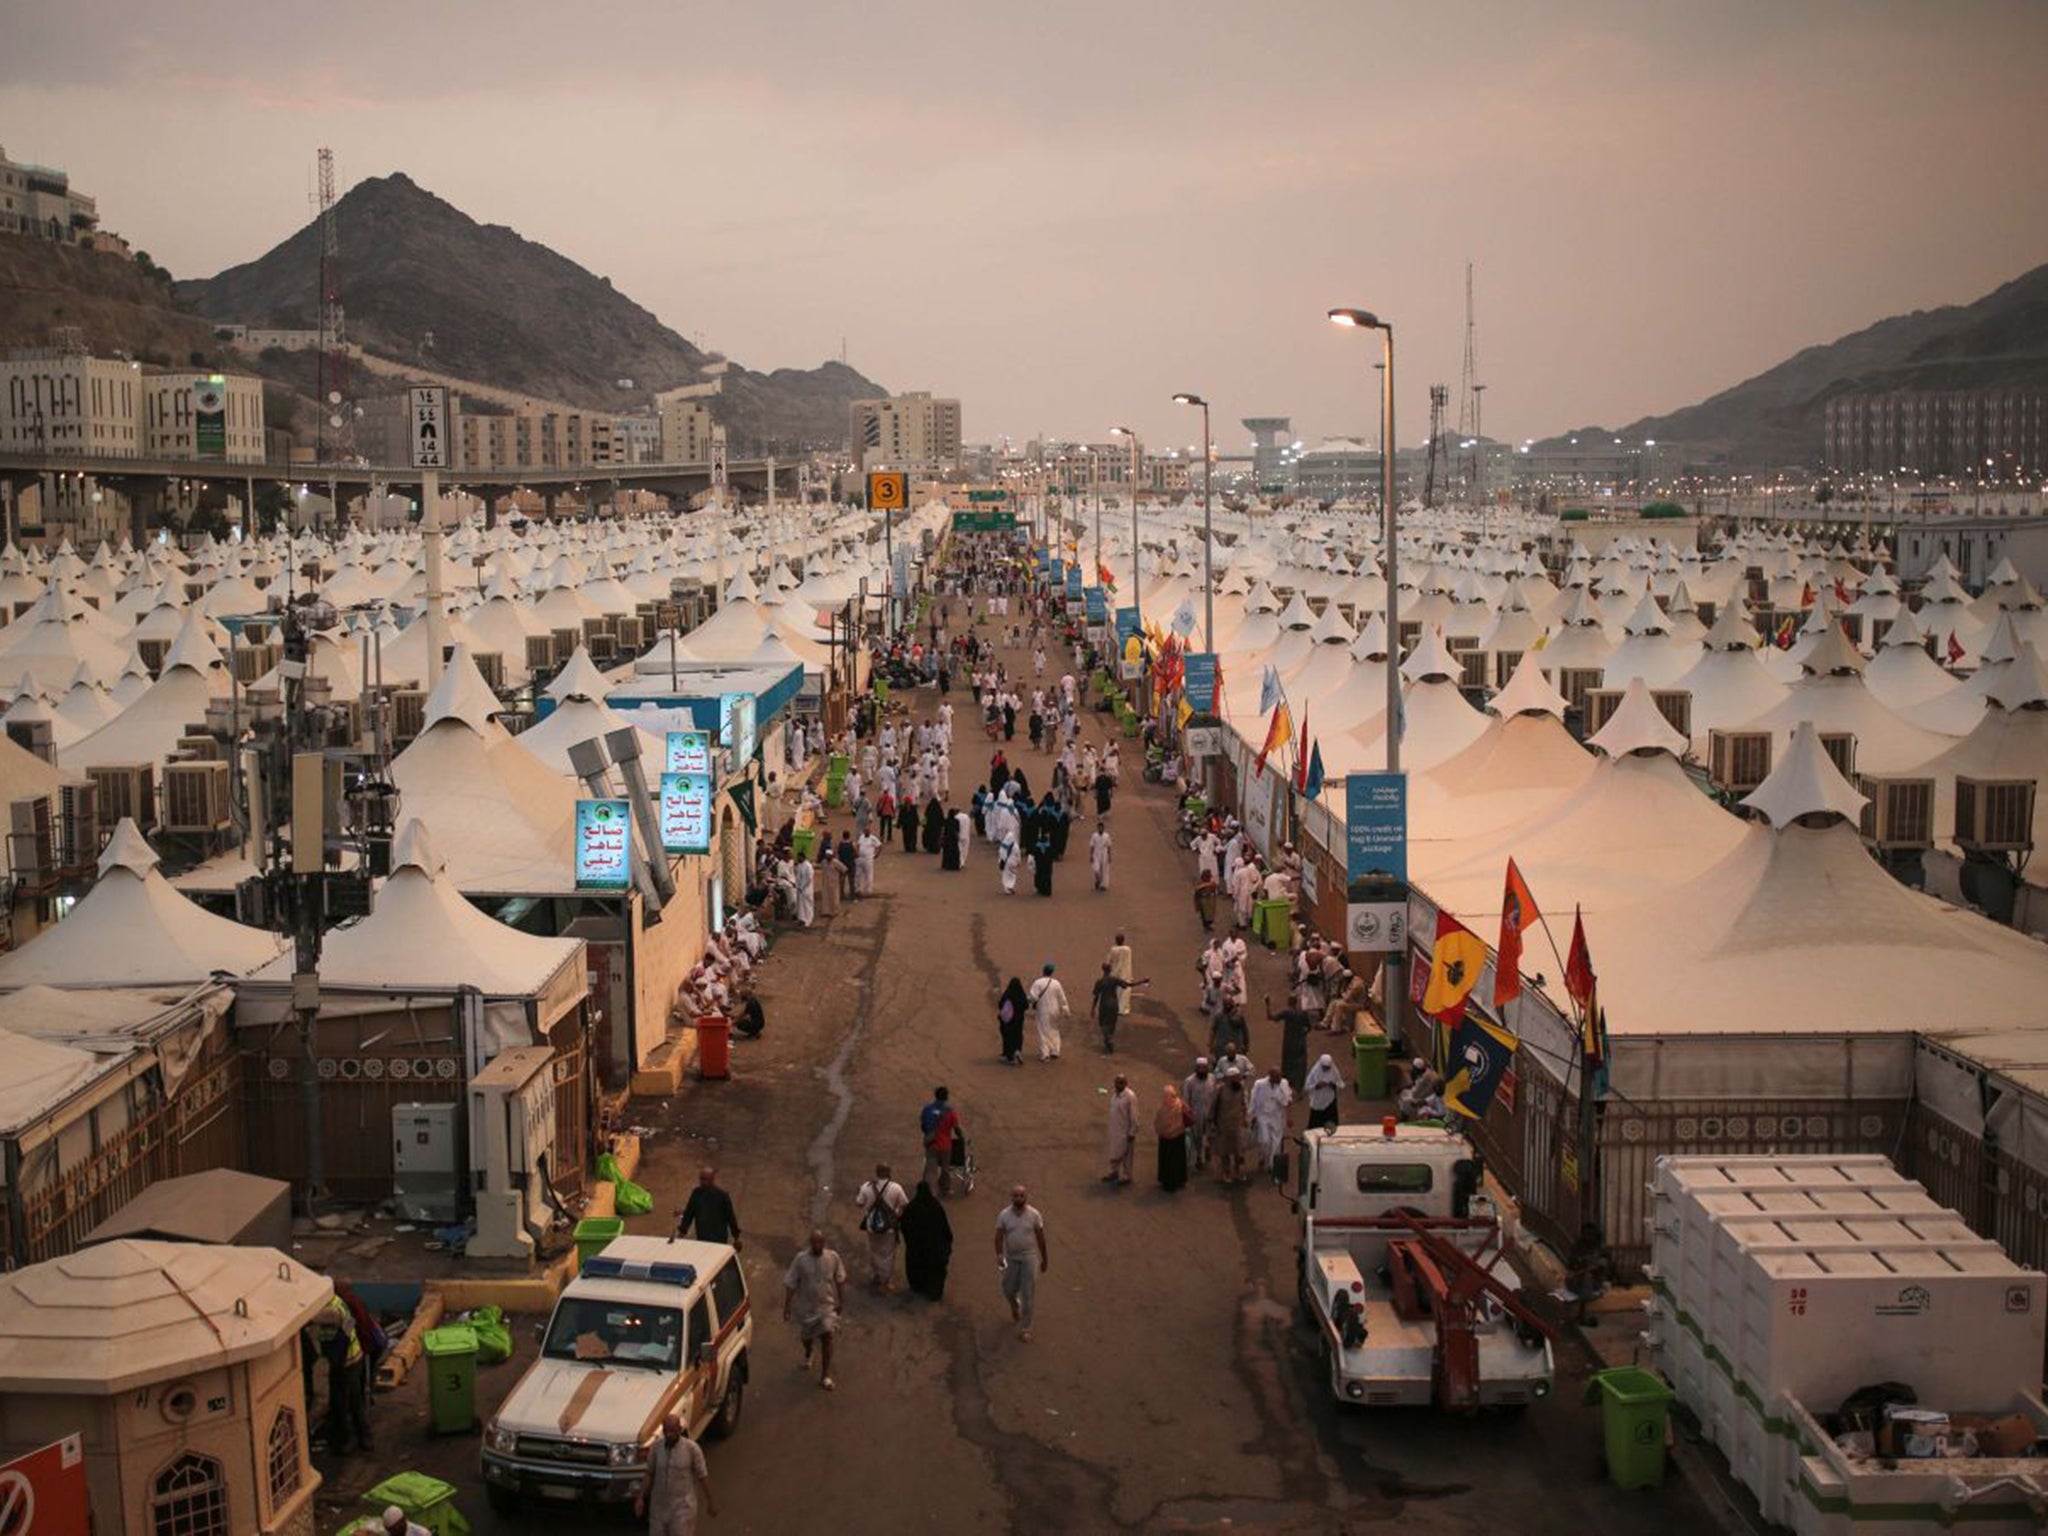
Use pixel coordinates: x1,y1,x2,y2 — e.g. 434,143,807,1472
574,799,632,891
1085,586,1108,623
1115,606,1139,644
410,386,449,469
1344,772,1408,953
1184,652,1218,712
1065,566,1084,603
659,772,714,855
664,730,714,776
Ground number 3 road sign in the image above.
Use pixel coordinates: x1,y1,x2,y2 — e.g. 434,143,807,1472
867,471,907,512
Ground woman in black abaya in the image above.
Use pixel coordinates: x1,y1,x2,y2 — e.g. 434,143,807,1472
899,1182,954,1301
921,796,946,854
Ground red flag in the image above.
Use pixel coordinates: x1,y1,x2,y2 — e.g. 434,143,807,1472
1799,581,1815,609
1833,577,1850,606
1254,702,1292,778
1774,614,1797,650
1946,630,1966,665
1098,561,1117,590
1494,859,1540,1009
1565,906,1601,1067
1292,703,1311,793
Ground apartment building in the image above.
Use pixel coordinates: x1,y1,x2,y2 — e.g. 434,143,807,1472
659,397,720,463
143,371,267,462
0,146,99,243
0,352,145,457
1825,387,2048,480
850,391,962,472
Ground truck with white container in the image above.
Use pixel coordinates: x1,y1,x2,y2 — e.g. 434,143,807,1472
480,1235,750,1516
1291,1120,1554,1410
1648,1154,2048,1534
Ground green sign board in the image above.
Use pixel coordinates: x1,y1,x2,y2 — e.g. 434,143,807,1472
952,510,1018,532
193,375,228,460
967,489,1009,503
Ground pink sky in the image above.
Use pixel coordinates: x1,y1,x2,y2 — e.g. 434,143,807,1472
3,0,2045,452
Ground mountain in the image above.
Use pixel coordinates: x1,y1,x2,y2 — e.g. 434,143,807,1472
1544,262,2048,468
175,173,882,452
0,234,223,365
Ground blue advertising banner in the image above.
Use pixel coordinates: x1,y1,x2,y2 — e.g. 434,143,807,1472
1051,559,1065,585
1085,586,1108,623
1065,566,1084,603
664,730,714,776
574,799,633,890
1114,606,1139,644
1343,772,1408,953
1184,652,1218,712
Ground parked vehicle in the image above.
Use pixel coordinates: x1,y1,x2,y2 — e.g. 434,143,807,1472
481,1236,750,1515
1292,1120,1552,1411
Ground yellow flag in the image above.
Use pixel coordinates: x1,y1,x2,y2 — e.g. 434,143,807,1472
1422,912,1488,1022
1176,696,1193,728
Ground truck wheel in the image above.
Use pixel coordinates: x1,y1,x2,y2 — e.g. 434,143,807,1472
708,1358,747,1439
486,1484,519,1519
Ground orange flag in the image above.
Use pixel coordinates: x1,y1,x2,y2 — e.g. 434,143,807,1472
1254,702,1293,778
1494,858,1540,1009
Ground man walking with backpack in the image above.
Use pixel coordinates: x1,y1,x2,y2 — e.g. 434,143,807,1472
854,1162,910,1291
920,1087,961,1194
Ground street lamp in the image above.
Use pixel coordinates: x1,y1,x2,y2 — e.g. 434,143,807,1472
1326,308,1400,773
1172,393,1214,653
1111,425,1142,638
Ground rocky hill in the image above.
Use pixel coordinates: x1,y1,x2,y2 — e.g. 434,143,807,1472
1542,261,2048,468
175,173,881,453
0,233,222,365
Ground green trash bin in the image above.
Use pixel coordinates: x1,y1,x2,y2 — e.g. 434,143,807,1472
574,1215,624,1269
1352,1032,1389,1099
421,1326,480,1436
361,1471,472,1536
1253,897,1293,950
791,826,818,861
1585,1366,1674,1489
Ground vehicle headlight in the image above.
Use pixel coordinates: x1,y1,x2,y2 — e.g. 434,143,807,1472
609,1440,646,1468
485,1421,517,1454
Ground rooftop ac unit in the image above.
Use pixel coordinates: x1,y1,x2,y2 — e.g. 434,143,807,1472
524,634,557,675
162,760,231,833
1652,689,1693,740
471,651,505,692
1396,620,1423,652
1819,732,1857,780
1583,688,1625,735
1445,634,1479,654
176,733,219,762
1840,613,1865,647
615,617,645,653
57,780,97,869
136,638,169,677
87,762,155,834
1869,617,1893,648
1956,776,2037,854
1556,667,1603,711
1492,650,1524,690
588,634,619,666
232,640,281,685
1695,600,1718,629
1857,775,1935,850
1708,730,1772,794
8,794,56,887
583,616,615,643
4,719,54,764
391,689,428,745
550,626,580,660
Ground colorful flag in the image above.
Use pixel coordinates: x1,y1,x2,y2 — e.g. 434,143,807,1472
1254,701,1293,778
1292,704,1311,793
1171,598,1197,637
1774,614,1797,650
1493,859,1540,1010
1565,906,1602,1066
1098,561,1117,591
1422,910,1488,1026
1833,577,1851,606
1799,581,1815,609
1947,630,1966,665
1304,740,1325,799
1443,1014,1518,1119
1258,664,1283,715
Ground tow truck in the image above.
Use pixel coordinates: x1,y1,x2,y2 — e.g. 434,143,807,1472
1292,1118,1553,1410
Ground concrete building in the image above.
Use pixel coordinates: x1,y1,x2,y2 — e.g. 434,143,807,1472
0,145,99,243
143,372,267,463
0,351,145,457
851,391,962,473
1292,437,1382,501
1825,386,2048,480
613,412,660,465
1896,511,2048,591
659,397,719,464
1243,417,1293,491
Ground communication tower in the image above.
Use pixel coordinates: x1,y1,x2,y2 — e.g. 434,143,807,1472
315,148,350,460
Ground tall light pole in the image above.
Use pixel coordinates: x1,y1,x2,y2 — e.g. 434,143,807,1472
1172,393,1214,653
1330,306,1403,1051
1111,425,1142,637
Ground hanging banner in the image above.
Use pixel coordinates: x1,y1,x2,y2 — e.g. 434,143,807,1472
1115,606,1139,645
574,799,633,890
1065,566,1084,604
659,772,714,855
1085,586,1108,624
1344,772,1408,953
1184,652,1218,713
664,730,714,776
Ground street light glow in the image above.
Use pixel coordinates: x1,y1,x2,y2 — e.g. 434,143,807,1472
1327,308,1383,329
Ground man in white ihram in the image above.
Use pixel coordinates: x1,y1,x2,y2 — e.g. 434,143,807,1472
633,1411,717,1535
1027,962,1068,1062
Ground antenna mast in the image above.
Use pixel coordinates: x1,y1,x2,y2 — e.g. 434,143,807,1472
1424,385,1449,508
1457,260,1480,500
315,148,349,461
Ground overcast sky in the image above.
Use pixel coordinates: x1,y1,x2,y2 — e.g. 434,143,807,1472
4,0,2045,452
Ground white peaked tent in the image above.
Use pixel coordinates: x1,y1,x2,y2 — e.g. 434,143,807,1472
60,613,228,773
1739,623,1956,773
518,646,665,776
240,821,586,1058
1915,642,2048,853
1670,603,1790,753
1414,653,1597,840
390,648,580,894
0,820,284,988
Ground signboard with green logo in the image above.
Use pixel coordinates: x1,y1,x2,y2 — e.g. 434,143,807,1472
194,375,228,460
952,510,1017,532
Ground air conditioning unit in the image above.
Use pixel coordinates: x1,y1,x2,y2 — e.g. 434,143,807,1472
1492,650,1523,690
472,651,505,692
615,617,645,653
136,638,170,677
1708,730,1772,794
1840,613,1865,647
1556,667,1603,712
1869,617,1893,648
583,616,614,644
1695,601,1718,629
588,634,619,665
1956,777,2037,854
231,640,281,684
8,795,56,886
162,760,231,833
498,709,533,737
524,634,557,675
1396,621,1422,652
1819,732,1857,780
1583,688,1625,735
551,626,580,661
1857,775,1935,850
391,689,428,745
4,719,54,764
1445,634,1479,654
176,734,219,762
57,781,98,869
87,762,156,834
1652,690,1693,739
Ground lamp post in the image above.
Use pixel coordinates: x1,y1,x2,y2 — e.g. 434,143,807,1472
1172,393,1214,653
1111,425,1142,638
1329,306,1404,1054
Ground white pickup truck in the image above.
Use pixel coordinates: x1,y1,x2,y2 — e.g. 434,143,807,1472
1292,1121,1553,1411
481,1235,750,1516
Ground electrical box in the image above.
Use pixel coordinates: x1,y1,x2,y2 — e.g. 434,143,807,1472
466,1044,558,1260
392,1102,462,1223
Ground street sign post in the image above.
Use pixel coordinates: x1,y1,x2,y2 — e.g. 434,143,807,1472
1344,772,1408,953
409,386,449,469
866,471,907,512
